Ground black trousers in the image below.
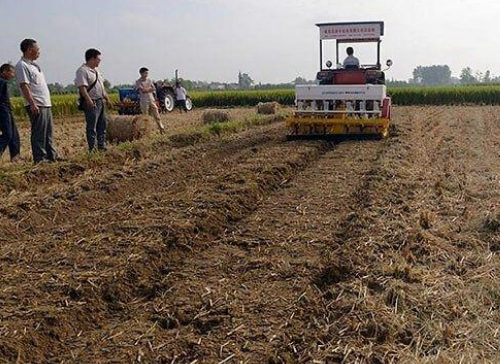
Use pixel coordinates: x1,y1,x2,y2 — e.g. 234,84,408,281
176,100,188,112
0,110,20,160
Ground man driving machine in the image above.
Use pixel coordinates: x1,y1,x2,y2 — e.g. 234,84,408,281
343,47,360,69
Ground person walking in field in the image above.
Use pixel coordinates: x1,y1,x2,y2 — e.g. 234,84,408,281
75,48,113,153
175,81,188,113
135,67,165,134
15,39,59,164
0,63,21,162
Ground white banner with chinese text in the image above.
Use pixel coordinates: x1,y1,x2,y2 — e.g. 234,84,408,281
319,23,382,40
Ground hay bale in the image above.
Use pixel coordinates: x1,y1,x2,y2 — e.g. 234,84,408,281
107,115,152,143
202,110,230,124
257,102,279,115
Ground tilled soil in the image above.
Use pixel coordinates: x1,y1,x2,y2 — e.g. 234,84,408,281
2,106,500,363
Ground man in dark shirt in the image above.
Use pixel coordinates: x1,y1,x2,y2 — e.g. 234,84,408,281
0,63,20,162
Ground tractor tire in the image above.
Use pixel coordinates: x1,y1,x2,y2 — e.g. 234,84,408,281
158,88,175,112
185,97,193,111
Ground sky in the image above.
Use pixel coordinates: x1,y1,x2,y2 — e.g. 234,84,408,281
0,0,498,85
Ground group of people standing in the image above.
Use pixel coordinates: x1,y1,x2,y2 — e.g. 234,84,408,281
0,38,188,164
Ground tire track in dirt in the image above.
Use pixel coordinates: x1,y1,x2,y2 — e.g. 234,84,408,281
0,123,334,363
75,137,387,363
291,106,500,364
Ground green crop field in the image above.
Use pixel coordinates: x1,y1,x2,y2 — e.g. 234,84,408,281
389,85,500,106
10,94,120,121
9,85,500,120
192,86,500,107
188,89,295,108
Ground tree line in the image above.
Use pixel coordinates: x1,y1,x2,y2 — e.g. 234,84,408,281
406,65,500,86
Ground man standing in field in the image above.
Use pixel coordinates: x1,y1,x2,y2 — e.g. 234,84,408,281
0,63,20,162
75,48,112,153
135,67,165,133
15,39,58,164
175,81,188,113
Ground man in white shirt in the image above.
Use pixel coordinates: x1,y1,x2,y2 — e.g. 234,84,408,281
75,48,112,152
343,47,360,69
175,81,188,113
135,67,165,133
15,39,58,164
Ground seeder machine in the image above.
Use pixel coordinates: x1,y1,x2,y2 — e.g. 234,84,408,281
287,21,393,139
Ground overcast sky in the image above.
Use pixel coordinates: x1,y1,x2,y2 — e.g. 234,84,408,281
1,0,498,85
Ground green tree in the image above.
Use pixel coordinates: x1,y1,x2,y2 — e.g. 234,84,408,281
64,84,78,94
483,70,492,84
292,76,315,85
47,83,65,94
387,79,410,88
412,65,452,86
238,72,254,89
460,67,477,84
177,78,195,90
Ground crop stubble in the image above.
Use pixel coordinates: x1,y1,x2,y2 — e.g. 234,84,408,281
1,106,500,363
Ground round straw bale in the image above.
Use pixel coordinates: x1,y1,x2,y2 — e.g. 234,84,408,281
257,102,280,115
107,115,152,143
201,110,230,124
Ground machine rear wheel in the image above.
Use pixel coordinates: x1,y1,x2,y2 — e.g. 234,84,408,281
163,93,175,112
185,97,193,111
158,88,175,112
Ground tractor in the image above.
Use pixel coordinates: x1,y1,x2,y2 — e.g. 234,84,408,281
116,78,193,115
287,21,393,139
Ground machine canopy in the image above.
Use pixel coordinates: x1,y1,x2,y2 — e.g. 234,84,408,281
317,21,384,42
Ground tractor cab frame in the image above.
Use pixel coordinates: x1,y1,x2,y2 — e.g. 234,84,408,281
319,21,384,71
286,21,392,139
316,21,390,85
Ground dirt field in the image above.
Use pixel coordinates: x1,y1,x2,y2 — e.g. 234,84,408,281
1,106,500,363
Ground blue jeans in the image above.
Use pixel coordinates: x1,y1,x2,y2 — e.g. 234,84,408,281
84,99,107,151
